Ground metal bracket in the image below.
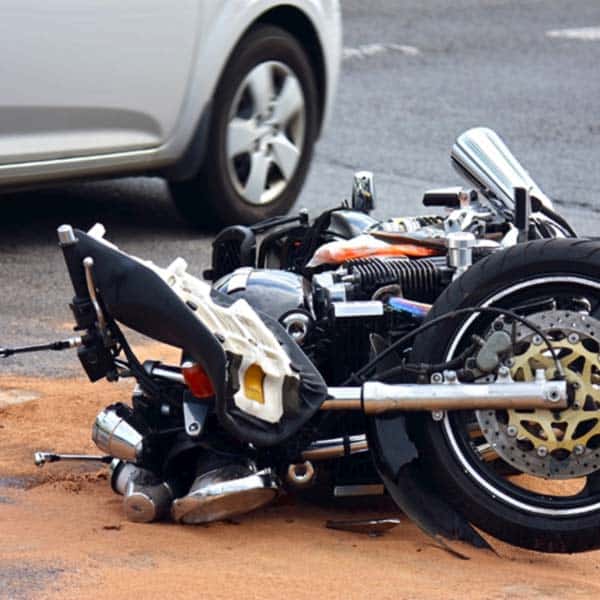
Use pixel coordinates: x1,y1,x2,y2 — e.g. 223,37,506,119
83,256,107,332
183,395,209,437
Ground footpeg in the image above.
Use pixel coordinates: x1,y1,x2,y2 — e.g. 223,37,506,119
171,465,278,524
34,451,112,466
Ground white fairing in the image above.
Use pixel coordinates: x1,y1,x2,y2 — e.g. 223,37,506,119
158,258,297,423
88,226,297,423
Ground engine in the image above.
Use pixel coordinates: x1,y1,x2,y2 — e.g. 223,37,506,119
213,253,455,385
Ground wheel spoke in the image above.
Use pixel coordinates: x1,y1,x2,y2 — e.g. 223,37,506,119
272,75,304,125
270,134,300,180
246,62,274,118
244,153,271,204
227,118,256,159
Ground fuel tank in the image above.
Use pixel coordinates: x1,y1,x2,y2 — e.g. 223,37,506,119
213,268,311,322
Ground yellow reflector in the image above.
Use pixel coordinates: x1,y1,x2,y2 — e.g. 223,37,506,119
244,364,265,404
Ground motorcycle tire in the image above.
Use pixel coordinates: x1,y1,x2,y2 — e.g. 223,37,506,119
410,238,600,552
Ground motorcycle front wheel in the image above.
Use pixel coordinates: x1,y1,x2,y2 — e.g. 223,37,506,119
411,239,600,552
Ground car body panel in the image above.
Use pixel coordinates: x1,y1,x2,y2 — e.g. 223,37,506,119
0,0,341,187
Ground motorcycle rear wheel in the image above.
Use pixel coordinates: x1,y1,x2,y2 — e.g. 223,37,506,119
411,239,600,552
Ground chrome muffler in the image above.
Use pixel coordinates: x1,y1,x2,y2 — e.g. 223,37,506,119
110,460,173,523
92,406,144,462
171,464,278,525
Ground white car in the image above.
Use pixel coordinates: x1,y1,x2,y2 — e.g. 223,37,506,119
0,1,341,225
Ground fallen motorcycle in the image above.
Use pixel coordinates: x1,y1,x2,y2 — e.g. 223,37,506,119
5,128,600,554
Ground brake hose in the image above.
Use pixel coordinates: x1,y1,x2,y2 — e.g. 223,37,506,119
343,305,565,385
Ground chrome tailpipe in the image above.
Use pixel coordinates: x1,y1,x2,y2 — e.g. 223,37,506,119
171,464,279,525
110,460,173,523
92,406,144,462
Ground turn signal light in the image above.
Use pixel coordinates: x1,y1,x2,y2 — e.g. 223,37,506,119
244,363,265,404
181,361,215,398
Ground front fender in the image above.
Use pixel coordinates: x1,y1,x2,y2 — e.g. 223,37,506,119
368,414,492,552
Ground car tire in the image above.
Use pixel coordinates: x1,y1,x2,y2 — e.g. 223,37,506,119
170,24,319,228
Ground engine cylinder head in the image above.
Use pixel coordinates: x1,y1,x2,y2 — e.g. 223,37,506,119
344,256,445,302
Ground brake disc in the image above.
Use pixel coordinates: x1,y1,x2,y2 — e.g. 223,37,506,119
475,310,600,479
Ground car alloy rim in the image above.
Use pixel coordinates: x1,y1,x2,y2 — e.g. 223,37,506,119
226,60,306,206
443,276,600,517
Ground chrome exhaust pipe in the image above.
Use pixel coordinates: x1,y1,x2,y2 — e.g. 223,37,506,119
92,406,144,462
110,460,173,523
301,435,368,461
171,464,278,525
322,371,567,413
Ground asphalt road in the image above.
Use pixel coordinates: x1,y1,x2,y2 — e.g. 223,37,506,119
2,0,600,376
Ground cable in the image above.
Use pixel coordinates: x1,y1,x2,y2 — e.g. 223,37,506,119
343,306,565,385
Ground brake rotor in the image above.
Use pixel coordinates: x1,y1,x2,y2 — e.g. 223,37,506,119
475,310,600,479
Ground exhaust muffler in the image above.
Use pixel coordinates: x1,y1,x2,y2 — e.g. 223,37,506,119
92,405,144,462
171,464,279,525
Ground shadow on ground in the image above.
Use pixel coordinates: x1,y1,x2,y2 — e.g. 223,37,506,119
0,176,200,247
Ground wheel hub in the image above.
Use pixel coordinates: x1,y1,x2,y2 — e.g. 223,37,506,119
226,60,305,206
476,310,600,478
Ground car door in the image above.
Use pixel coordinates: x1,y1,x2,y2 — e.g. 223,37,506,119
0,0,202,165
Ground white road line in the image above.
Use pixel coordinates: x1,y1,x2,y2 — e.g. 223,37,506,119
343,43,420,61
546,27,600,41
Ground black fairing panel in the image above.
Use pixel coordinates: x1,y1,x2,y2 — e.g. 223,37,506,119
65,230,327,446
68,230,227,397
208,289,328,446
368,415,491,551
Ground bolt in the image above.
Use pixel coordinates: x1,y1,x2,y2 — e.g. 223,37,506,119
506,425,518,437
568,333,580,344
536,446,548,458
547,389,561,403
498,366,510,378
505,358,515,368
444,370,458,383
188,422,199,433
574,444,586,456
493,319,505,331
532,335,543,346
431,372,443,384
572,381,581,390
431,410,444,422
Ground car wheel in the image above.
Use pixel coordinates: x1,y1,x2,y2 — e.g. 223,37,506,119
170,24,319,227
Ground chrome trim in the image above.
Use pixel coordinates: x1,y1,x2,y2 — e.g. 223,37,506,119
171,466,278,524
333,301,384,318
123,477,173,523
452,127,554,210
82,256,107,331
323,377,566,413
92,407,144,462
150,366,185,384
302,435,368,461
57,224,77,246
333,484,385,497
287,461,315,486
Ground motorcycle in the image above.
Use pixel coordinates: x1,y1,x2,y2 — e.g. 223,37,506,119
3,128,599,554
